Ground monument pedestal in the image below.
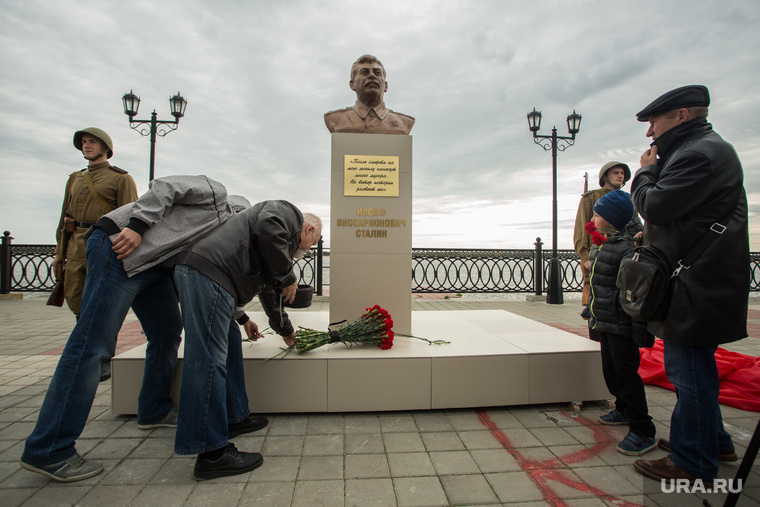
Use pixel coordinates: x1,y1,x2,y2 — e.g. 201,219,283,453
329,133,412,334
111,310,611,414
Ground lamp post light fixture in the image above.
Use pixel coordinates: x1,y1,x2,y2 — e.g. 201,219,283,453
526,107,582,304
122,90,188,181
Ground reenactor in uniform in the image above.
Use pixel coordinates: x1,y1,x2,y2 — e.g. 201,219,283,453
54,128,138,378
573,161,631,331
324,54,415,135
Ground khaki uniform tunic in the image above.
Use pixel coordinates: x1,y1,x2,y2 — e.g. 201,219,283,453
573,188,612,305
55,161,138,315
324,101,415,135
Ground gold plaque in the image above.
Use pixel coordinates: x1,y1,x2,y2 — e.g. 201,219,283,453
344,155,399,197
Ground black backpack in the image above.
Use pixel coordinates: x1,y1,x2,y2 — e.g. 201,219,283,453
616,245,673,321
617,217,730,322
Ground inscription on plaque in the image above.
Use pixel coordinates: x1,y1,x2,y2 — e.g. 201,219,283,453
344,155,399,197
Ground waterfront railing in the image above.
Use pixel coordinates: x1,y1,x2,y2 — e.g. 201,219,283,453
3,231,760,296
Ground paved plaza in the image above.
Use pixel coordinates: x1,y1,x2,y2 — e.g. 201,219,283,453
0,294,758,506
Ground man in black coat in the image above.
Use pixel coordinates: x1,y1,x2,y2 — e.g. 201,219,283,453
630,85,747,486
172,200,322,480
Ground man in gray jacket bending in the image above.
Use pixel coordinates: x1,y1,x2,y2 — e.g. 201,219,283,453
20,176,274,483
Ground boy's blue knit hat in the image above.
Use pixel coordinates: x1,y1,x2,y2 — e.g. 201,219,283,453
593,190,634,229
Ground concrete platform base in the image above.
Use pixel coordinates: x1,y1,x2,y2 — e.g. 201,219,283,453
111,310,610,414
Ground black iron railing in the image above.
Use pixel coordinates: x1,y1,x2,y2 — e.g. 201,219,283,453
3,231,760,295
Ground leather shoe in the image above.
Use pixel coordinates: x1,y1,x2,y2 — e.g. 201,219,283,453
193,443,263,481
634,456,713,488
229,414,269,438
657,438,738,462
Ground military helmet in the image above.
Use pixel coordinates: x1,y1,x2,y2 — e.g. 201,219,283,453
73,127,113,159
598,161,630,187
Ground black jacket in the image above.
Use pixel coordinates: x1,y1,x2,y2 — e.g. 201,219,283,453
176,200,303,336
632,119,749,346
583,218,652,346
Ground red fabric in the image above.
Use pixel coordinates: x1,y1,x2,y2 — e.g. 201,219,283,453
639,339,760,413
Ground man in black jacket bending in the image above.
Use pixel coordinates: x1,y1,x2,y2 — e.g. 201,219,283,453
172,200,321,480
631,85,747,487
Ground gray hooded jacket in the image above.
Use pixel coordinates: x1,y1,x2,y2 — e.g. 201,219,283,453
89,175,250,277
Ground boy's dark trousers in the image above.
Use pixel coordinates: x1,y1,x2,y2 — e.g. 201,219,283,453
600,332,655,438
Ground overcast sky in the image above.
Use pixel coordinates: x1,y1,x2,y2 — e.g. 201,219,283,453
2,0,759,250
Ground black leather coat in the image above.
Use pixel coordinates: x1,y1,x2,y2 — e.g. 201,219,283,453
631,119,749,346
176,200,303,335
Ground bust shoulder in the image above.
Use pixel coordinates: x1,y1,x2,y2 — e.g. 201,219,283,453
324,107,354,118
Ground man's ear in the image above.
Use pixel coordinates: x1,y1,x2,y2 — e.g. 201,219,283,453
349,79,356,91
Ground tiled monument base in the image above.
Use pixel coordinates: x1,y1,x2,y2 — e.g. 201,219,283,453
111,310,610,414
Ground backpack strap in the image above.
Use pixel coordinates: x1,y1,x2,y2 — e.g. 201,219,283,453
674,210,734,276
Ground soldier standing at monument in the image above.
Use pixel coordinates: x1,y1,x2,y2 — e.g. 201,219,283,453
324,54,415,135
54,128,138,379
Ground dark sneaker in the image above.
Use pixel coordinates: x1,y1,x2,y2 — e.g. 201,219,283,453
193,443,263,481
617,432,657,456
657,438,738,462
599,409,630,426
100,360,111,382
138,408,178,430
229,414,269,438
20,453,103,482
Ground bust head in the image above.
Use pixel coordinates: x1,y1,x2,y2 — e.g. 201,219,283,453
349,54,387,108
324,54,414,134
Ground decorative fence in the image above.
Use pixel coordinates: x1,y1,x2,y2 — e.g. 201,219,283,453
3,231,760,296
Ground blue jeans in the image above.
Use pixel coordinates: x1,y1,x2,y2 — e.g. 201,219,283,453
174,265,250,455
22,228,182,466
664,340,735,481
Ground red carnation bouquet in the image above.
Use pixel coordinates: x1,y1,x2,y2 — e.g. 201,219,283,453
295,304,395,354
270,304,448,358
585,221,607,246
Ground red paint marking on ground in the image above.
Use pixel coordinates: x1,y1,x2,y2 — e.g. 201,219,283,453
547,323,590,339
40,321,147,355
531,468,643,507
477,409,644,507
476,410,560,504
746,321,760,340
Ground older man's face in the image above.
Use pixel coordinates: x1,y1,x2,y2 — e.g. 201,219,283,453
645,110,683,141
350,62,387,102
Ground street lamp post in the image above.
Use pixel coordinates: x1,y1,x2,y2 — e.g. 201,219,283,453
526,108,582,305
122,90,188,181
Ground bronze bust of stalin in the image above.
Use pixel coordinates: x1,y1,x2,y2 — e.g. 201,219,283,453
324,54,414,135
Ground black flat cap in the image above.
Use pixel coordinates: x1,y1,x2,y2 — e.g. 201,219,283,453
636,85,710,122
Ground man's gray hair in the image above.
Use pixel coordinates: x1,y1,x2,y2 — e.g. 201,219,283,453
303,213,323,236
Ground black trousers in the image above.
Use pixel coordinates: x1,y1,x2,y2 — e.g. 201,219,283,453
600,332,655,438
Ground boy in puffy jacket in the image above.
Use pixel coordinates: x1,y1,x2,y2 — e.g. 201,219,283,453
581,189,656,456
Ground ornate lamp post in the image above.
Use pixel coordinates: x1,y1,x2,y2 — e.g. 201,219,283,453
527,108,582,304
122,90,188,181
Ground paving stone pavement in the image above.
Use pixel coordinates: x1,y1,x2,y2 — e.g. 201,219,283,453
0,294,758,506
